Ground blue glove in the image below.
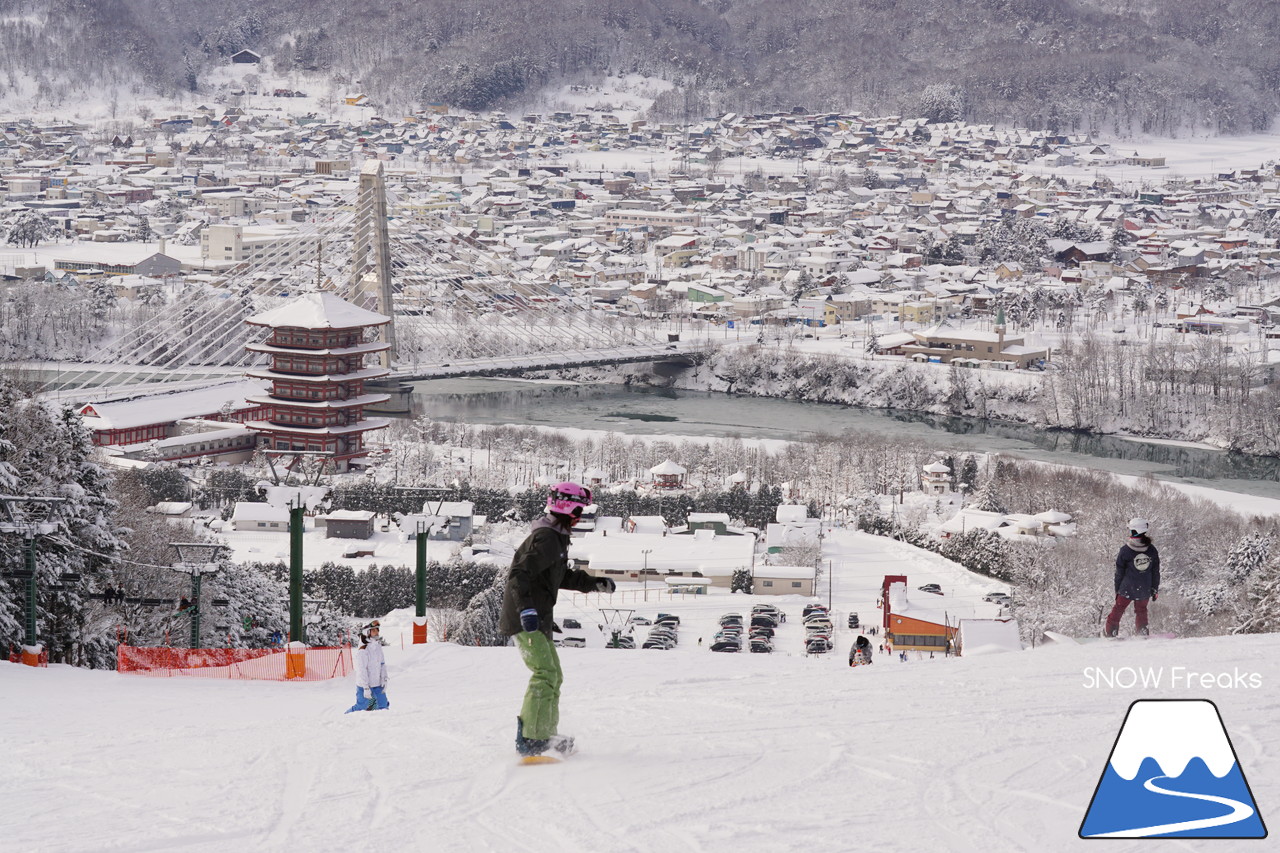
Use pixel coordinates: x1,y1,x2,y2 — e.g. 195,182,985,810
595,577,616,593
520,608,539,633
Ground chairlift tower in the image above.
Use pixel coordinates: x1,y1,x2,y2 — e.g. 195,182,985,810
168,542,229,649
0,495,67,650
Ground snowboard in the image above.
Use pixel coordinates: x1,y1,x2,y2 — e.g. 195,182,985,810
520,755,563,766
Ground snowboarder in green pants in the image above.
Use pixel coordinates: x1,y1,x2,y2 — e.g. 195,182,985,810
499,482,616,758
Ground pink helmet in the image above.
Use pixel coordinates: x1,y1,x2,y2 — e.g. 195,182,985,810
547,481,593,517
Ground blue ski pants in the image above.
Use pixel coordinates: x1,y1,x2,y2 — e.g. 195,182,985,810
346,685,389,713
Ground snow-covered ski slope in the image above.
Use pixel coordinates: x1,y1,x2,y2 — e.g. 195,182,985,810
4,622,1277,851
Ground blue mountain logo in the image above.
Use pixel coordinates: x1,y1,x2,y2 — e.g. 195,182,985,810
1080,699,1267,839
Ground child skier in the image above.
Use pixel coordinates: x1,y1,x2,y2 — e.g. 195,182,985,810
500,482,616,758
346,620,389,712
1104,518,1161,637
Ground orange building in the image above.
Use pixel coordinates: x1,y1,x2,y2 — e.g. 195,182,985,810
881,574,957,652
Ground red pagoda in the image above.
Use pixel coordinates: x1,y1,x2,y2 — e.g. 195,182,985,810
243,292,392,471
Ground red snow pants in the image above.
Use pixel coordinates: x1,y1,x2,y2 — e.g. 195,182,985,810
1105,594,1149,635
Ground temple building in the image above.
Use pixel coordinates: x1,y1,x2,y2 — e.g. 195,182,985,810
242,292,391,471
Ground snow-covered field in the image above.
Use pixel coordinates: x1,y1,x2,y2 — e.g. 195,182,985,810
5,532,1277,852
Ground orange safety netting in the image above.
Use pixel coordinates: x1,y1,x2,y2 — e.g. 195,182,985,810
117,645,352,681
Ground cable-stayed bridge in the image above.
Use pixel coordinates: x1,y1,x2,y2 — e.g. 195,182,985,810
40,161,702,401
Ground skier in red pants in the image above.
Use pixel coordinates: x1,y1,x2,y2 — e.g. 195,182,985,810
1104,518,1160,637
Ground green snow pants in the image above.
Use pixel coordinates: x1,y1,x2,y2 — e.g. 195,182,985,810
516,630,563,740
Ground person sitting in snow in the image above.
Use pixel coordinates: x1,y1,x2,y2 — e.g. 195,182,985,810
347,620,389,713
849,635,874,667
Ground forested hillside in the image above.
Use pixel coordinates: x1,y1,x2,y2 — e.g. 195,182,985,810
1,0,1278,134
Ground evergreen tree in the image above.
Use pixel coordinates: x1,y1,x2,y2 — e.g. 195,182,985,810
968,479,1006,514
731,568,753,593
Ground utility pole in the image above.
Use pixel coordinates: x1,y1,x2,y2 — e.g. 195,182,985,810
169,542,227,649
641,549,653,602
0,495,67,656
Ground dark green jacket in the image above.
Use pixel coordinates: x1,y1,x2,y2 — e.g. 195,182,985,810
499,516,598,638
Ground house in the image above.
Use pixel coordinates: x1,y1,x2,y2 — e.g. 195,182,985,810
415,500,475,541
230,49,261,64
323,509,376,540
683,513,736,536
901,320,1049,369
921,461,951,494
230,502,290,532
753,566,816,596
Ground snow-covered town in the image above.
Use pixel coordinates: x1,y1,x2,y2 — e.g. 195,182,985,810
3,11,1280,853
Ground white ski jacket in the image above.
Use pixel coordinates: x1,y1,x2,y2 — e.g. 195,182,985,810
355,641,387,689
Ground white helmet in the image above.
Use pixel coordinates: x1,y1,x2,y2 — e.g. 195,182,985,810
1128,518,1150,535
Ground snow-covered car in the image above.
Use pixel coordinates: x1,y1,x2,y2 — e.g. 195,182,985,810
805,637,833,654
611,636,636,649
560,636,586,648
749,638,773,653
984,592,1011,603
752,604,785,622
629,616,652,626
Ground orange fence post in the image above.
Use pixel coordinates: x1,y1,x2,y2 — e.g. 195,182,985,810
20,643,43,667
412,617,427,645
285,642,307,679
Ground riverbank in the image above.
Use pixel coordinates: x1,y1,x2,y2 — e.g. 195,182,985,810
531,342,1280,459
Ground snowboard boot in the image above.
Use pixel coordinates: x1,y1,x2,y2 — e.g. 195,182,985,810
1103,625,1119,638
515,716,549,757
1135,625,1149,636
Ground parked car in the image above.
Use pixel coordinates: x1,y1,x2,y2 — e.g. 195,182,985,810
750,614,779,628
611,635,636,649
983,592,1012,603
629,615,653,626
806,637,833,654
847,612,860,629
560,636,586,648
563,617,582,630
752,604,786,623
918,583,943,595
656,613,681,625
749,638,773,653
749,626,775,639
710,640,741,653
719,613,744,627
802,604,829,618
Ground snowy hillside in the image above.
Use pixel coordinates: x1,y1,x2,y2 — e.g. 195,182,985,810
4,627,1276,851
